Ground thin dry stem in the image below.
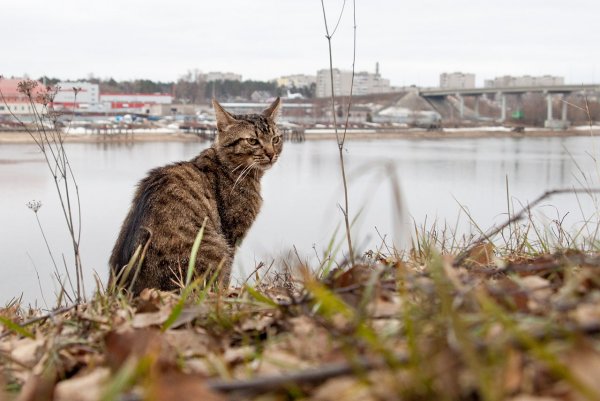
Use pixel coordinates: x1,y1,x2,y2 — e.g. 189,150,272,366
320,0,356,265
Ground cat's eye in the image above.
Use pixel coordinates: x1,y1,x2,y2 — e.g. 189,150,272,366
247,138,260,146
272,136,281,145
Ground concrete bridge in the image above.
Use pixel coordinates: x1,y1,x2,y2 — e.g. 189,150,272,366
419,84,600,128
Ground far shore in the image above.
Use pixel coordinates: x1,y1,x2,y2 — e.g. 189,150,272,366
0,127,596,144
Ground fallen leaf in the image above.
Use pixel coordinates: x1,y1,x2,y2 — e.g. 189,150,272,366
519,276,552,313
562,341,600,401
312,376,374,401
131,308,172,328
54,368,110,401
503,349,523,395
327,265,375,289
15,365,56,401
571,302,600,328
466,243,495,266
163,328,212,358
507,396,561,401
4,338,44,368
104,329,174,371
223,345,256,365
150,371,225,401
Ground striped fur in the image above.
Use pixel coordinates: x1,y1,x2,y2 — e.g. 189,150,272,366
109,98,282,294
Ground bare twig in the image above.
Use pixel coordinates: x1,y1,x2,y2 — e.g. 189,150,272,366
0,305,76,340
320,0,356,265
207,352,407,394
0,79,85,303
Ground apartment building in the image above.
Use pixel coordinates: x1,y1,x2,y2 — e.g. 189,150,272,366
439,72,476,89
484,75,565,88
316,68,391,98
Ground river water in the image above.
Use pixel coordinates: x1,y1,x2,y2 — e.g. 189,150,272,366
1,135,598,305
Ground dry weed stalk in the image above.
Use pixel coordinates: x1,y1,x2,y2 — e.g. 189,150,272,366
0,77,85,303
320,0,357,265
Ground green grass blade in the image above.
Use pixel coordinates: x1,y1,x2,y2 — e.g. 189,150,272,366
245,285,279,308
186,217,208,287
0,316,35,338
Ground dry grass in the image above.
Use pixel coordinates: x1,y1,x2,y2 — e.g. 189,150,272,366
1,220,600,401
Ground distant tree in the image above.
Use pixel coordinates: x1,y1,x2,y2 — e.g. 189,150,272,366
205,80,278,101
173,79,206,103
37,76,60,86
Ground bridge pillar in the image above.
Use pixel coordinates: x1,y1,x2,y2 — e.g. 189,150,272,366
545,93,570,129
474,96,480,118
457,94,464,119
500,93,506,122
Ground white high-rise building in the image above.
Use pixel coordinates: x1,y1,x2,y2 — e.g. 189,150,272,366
316,66,391,98
53,81,100,106
439,72,476,89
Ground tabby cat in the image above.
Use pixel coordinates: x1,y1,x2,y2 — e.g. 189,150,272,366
109,98,282,294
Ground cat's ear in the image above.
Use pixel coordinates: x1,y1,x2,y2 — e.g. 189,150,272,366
212,99,237,130
262,97,281,120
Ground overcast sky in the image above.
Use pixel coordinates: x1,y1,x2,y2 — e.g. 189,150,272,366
2,0,599,87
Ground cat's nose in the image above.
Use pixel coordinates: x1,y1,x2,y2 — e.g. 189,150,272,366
265,148,275,161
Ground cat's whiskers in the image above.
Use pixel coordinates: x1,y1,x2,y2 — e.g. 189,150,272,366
231,163,244,174
232,162,258,192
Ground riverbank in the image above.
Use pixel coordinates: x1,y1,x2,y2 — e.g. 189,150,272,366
0,126,597,144
1,246,599,401
0,130,200,144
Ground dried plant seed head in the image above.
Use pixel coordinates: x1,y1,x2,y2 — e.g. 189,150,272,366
17,80,39,97
26,200,42,213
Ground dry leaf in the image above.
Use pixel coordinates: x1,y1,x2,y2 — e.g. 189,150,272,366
4,338,44,368
15,366,56,401
571,302,600,327
104,328,174,370
327,265,375,289
254,348,312,376
240,314,276,333
503,349,523,395
466,243,495,266
54,368,110,401
150,371,225,401
163,328,212,358
312,377,374,401
131,308,172,328
519,276,552,313
487,277,529,312
223,345,255,365
562,341,600,401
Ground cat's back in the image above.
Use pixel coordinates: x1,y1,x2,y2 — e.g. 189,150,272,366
109,148,218,273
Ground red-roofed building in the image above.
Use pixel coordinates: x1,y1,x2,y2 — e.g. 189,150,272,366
1,78,173,115
0,78,48,115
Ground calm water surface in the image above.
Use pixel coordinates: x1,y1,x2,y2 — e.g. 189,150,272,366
0,136,597,304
